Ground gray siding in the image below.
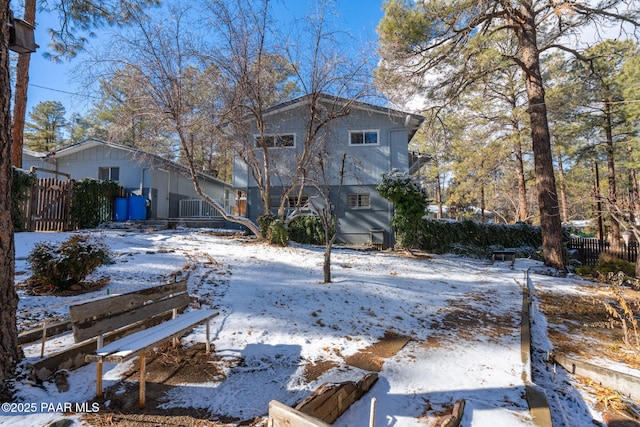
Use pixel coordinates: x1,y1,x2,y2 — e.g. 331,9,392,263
23,142,233,220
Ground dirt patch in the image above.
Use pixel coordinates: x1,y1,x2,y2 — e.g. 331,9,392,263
17,276,110,296
345,331,411,372
302,359,339,382
428,291,518,344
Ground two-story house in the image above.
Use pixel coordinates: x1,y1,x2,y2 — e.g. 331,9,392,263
233,94,424,248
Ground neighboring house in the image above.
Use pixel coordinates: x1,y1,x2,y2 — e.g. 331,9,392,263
22,139,234,220
233,94,424,247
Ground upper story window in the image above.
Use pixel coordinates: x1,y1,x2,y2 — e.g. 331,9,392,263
347,193,370,209
255,133,295,148
98,167,119,182
349,130,379,146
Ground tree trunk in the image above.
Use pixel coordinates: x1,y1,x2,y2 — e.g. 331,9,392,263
480,185,486,223
604,98,620,248
435,171,443,219
1,0,22,398
514,137,528,223
323,245,332,283
629,158,640,224
10,0,36,168
557,153,569,223
515,3,565,270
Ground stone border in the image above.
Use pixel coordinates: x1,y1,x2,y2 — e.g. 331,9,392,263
553,350,640,399
523,269,553,427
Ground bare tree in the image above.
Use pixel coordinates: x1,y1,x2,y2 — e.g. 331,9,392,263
211,0,374,227
86,4,262,236
308,150,346,283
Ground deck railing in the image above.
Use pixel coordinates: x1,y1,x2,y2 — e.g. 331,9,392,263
179,199,229,218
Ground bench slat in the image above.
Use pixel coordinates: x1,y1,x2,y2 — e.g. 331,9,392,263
72,293,190,343
92,310,218,363
70,281,188,322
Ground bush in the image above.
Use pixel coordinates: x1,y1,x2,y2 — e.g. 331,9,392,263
288,215,325,245
268,219,289,246
71,178,121,229
12,168,37,232
375,170,427,248
418,219,543,257
575,254,636,280
257,214,276,240
28,235,113,290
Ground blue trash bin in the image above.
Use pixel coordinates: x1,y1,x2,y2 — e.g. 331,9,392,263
128,196,147,220
114,197,128,221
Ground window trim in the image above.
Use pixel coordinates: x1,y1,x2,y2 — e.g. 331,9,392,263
348,129,379,146
254,133,296,148
347,193,371,209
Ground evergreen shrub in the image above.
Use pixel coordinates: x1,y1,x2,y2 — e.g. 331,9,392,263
257,214,276,239
376,169,427,248
575,253,636,279
418,219,542,257
268,219,289,246
28,234,112,290
288,215,325,245
71,178,121,229
12,168,37,232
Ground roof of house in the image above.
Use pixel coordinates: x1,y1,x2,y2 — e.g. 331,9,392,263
23,138,232,187
260,93,425,140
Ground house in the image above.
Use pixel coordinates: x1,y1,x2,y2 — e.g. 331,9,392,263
232,94,424,247
22,139,234,221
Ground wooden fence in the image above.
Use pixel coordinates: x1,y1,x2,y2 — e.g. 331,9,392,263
567,238,638,266
17,167,123,232
24,171,72,232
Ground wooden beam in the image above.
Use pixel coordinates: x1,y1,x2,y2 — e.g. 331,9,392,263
139,353,146,408
295,373,378,424
269,400,331,427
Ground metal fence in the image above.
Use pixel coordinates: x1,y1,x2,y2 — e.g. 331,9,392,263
567,238,638,266
179,199,229,218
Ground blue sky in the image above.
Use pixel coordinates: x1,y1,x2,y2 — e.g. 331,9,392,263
22,0,385,118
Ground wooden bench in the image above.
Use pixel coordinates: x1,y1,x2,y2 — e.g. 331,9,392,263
69,281,218,408
491,250,516,266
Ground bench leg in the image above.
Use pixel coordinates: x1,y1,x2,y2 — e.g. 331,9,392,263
206,320,211,355
139,353,146,408
96,361,103,398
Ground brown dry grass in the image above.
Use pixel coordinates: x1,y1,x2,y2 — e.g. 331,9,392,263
536,289,640,370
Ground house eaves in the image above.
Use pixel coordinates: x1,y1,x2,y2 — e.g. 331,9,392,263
256,93,425,140
26,138,232,188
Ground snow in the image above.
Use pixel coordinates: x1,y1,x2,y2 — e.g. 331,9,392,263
1,228,633,426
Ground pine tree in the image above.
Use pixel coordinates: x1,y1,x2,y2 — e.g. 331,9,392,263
24,101,67,152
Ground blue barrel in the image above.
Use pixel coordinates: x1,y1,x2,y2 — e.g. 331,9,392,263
114,197,128,221
128,196,147,220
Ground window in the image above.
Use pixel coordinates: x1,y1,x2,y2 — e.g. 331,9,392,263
255,133,295,148
349,130,378,145
347,193,370,209
98,167,120,181
288,195,309,208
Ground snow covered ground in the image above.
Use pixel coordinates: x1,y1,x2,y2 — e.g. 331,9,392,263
0,228,627,426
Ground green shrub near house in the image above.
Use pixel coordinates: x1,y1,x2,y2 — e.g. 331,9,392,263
12,168,37,232
288,215,325,245
418,219,543,258
71,178,121,229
